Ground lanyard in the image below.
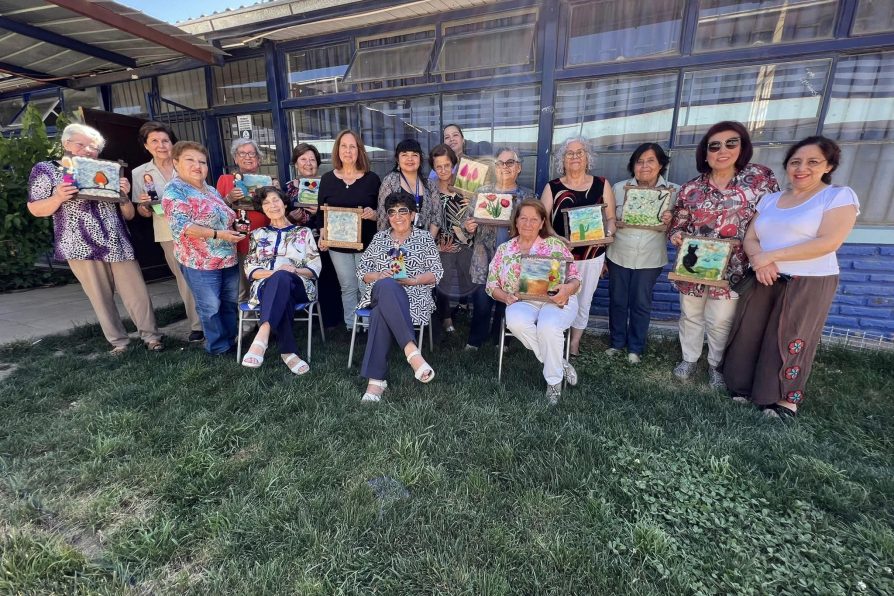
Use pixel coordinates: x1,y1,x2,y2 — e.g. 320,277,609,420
400,172,421,208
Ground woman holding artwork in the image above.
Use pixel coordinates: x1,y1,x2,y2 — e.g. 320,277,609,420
606,143,679,364
356,193,443,402
316,129,381,329
720,136,858,419
463,147,536,349
541,136,617,358
668,121,779,389
164,141,244,355
285,142,322,226
376,139,440,237
27,123,161,354
132,121,204,344
429,143,473,335
241,187,322,374
487,199,581,405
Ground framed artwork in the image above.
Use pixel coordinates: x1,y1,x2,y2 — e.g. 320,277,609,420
517,255,571,302
133,172,161,205
453,157,489,196
292,178,320,205
69,157,124,202
241,173,272,191
388,246,408,279
620,185,674,230
668,236,735,288
562,204,613,247
320,205,364,250
472,192,513,226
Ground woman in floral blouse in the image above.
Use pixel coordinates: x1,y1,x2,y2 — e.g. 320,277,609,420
163,141,245,355
241,187,321,374
487,199,581,405
668,121,779,389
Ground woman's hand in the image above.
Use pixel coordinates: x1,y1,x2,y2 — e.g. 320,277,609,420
670,231,683,247
119,178,131,195
501,291,519,306
606,218,617,237
755,263,780,286
136,193,154,217
53,183,78,203
438,236,460,253
361,207,377,220
549,283,574,307
464,220,478,235
217,230,245,243
661,210,673,226
749,250,775,270
303,204,319,215
227,187,245,202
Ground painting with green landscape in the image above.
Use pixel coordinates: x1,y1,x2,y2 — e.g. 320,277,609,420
621,185,673,230
668,236,734,288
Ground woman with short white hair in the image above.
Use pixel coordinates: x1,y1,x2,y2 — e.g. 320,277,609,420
27,123,163,354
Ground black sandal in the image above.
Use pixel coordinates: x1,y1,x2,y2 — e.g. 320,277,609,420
763,403,798,420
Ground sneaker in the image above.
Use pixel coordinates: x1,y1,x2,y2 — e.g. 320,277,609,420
546,383,561,406
562,360,578,386
673,360,697,380
708,366,727,391
463,344,479,351
627,353,641,364
604,348,621,357
444,325,455,333
188,330,205,343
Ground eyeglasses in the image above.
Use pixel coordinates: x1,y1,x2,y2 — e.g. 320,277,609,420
236,151,258,159
707,138,741,152
387,207,411,217
635,158,659,167
68,140,100,152
564,149,586,159
495,159,520,168
787,158,827,169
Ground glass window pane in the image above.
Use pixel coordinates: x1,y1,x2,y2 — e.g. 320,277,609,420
111,79,151,117
359,95,440,179
676,59,831,145
0,97,24,127
852,0,894,35
554,72,678,152
694,0,837,52
286,43,351,98
834,143,894,224
9,95,59,127
434,25,535,74
62,88,102,113
212,57,268,106
442,86,540,190
824,51,894,141
218,112,278,178
158,69,208,110
344,39,434,85
566,0,685,66
287,104,358,175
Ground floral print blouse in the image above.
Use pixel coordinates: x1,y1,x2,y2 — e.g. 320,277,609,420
163,177,237,270
668,163,779,299
28,160,134,262
486,235,581,298
357,228,444,325
467,184,536,285
244,225,321,308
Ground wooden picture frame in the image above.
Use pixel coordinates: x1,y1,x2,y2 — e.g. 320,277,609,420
668,236,735,288
472,192,513,226
517,255,571,302
453,157,489,196
562,204,613,247
620,185,674,230
69,156,125,203
319,205,364,250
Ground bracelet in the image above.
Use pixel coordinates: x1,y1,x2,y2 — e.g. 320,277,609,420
212,229,217,239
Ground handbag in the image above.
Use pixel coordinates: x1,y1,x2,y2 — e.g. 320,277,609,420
729,266,756,295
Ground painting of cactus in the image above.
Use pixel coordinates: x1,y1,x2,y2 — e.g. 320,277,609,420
472,192,513,226
70,157,123,202
620,185,674,230
453,157,489,195
562,204,612,247
518,255,571,302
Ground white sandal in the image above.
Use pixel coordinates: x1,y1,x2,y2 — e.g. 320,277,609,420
362,379,387,402
406,349,435,383
281,353,309,375
241,339,267,368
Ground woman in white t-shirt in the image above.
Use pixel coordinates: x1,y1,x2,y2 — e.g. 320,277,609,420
720,136,859,420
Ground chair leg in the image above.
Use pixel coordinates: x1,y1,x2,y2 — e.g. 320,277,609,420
347,312,359,368
428,321,434,352
417,323,424,353
498,319,506,381
317,306,326,343
236,309,245,362
306,304,313,363
563,329,571,390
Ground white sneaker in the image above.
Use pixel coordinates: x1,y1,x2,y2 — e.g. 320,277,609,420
627,353,641,364
604,348,621,357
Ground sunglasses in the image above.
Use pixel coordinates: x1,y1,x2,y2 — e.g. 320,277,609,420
707,138,741,152
387,207,411,217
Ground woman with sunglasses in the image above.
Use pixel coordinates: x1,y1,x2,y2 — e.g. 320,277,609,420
355,193,443,403
720,136,858,420
668,121,779,389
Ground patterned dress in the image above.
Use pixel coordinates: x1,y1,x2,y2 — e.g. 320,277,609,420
244,225,322,308
163,177,237,270
357,228,444,325
668,163,779,299
486,236,581,297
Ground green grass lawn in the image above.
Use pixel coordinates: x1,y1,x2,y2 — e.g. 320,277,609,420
1,306,892,595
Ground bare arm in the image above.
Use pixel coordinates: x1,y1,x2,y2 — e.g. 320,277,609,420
540,182,554,215
602,179,616,235
750,205,858,269
27,183,77,217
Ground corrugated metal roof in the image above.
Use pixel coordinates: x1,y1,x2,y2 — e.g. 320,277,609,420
0,0,227,92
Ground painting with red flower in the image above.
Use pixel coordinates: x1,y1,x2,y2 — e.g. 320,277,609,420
71,156,124,202
454,157,489,196
472,192,513,226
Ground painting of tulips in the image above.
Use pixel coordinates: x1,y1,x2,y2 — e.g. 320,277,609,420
562,204,612,247
472,193,513,226
454,157,489,195
70,157,124,202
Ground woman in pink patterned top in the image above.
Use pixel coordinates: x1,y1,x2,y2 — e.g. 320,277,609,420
487,199,582,405
668,121,779,389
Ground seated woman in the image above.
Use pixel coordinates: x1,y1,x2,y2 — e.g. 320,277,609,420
486,199,582,405
721,136,859,419
241,187,322,374
356,193,444,402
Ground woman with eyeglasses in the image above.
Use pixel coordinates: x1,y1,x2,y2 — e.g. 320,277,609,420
377,139,440,237
355,193,443,403
720,136,858,420
541,136,617,358
463,147,536,349
607,143,679,364
27,123,163,355
668,121,779,389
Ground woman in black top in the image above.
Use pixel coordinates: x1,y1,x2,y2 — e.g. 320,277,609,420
317,129,381,329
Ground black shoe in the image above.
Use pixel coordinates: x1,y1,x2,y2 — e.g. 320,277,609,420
188,330,205,343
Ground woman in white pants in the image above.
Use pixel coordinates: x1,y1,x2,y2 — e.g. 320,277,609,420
487,200,581,406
